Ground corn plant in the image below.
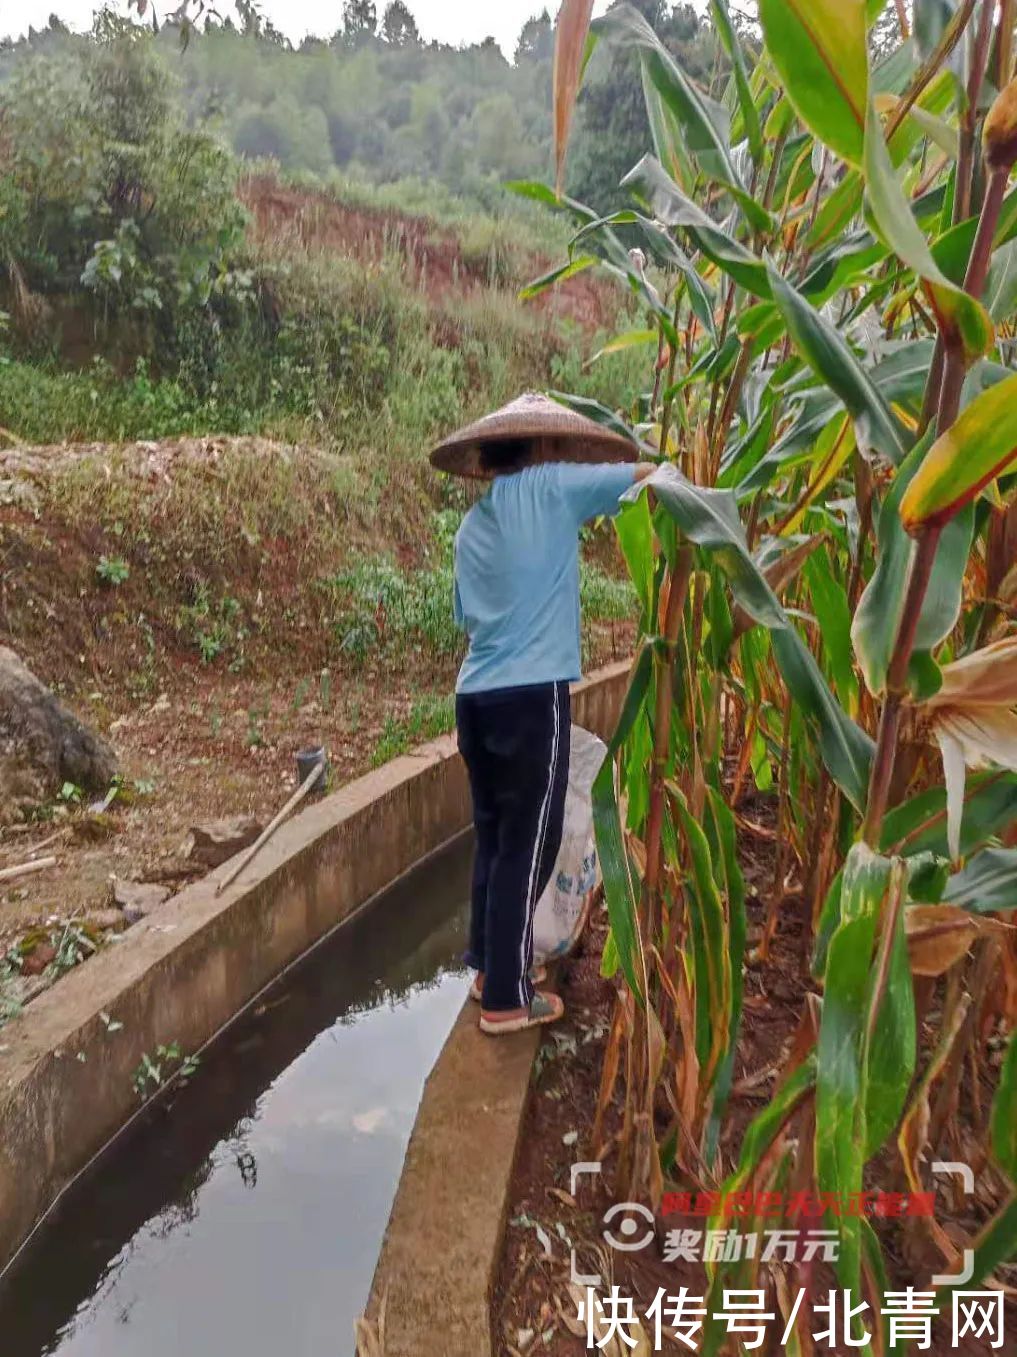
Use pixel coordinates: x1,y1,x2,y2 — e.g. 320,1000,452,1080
524,0,1017,1339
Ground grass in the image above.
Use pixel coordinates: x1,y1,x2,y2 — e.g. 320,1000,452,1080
309,165,571,259
371,692,457,766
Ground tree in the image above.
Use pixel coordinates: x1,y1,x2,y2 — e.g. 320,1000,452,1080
569,0,720,211
515,10,553,64
342,0,377,47
871,2,905,57
381,1,418,47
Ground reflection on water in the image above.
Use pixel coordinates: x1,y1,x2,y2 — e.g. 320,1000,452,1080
0,836,472,1357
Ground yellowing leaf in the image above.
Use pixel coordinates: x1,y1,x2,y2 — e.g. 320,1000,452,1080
900,373,1017,530
865,101,995,369
758,0,869,166
588,328,659,365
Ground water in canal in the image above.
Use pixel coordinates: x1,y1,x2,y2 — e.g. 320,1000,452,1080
0,835,473,1357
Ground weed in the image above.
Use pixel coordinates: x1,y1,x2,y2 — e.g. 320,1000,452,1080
0,966,23,1028
49,922,100,977
371,693,455,767
96,555,130,586
246,705,267,748
328,512,462,665
131,1042,200,1098
579,562,635,623
177,584,247,668
291,677,311,712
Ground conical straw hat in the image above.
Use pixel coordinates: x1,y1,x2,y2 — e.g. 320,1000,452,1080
429,391,637,479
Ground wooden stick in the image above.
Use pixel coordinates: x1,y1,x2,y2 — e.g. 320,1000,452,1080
0,856,57,883
8,828,67,857
215,764,324,896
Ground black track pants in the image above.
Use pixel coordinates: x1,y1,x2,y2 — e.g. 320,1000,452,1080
456,681,570,1012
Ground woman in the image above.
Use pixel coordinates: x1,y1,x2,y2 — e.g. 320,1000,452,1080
432,395,653,1035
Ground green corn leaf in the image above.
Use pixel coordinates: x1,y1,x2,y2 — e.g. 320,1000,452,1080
622,155,772,297
943,847,1017,913
882,771,1017,858
900,371,1017,529
705,564,735,670
852,434,975,696
615,496,656,627
813,869,844,979
518,254,600,300
758,0,869,166
629,468,874,808
984,238,1017,322
859,1215,893,1355
864,100,994,367
992,1034,1017,1181
591,646,654,1004
642,62,697,194
547,390,642,447
710,0,763,163
767,264,908,465
703,787,747,1159
816,846,907,1297
805,552,859,715
627,467,786,627
808,170,865,247
575,210,720,340
771,628,874,812
935,1194,1017,1307
932,185,1017,284
588,328,659,365
670,785,732,1087
864,886,916,1157
598,4,773,231
600,927,620,980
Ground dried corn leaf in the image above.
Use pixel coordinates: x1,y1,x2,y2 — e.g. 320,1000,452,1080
553,0,595,193
927,635,1017,709
904,905,1003,976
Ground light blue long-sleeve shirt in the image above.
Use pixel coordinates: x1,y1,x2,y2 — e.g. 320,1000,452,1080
453,461,636,694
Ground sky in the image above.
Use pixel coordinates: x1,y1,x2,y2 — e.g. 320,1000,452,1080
1,0,616,55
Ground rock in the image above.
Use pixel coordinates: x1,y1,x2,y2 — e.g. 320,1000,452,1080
111,878,171,922
187,815,263,868
21,943,56,976
0,647,117,814
85,909,127,933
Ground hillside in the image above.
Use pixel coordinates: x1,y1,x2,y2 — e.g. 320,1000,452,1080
0,166,639,1019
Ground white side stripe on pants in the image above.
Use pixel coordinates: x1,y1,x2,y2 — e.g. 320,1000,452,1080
519,685,560,1006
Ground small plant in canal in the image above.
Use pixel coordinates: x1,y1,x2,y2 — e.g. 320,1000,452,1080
131,1042,201,1098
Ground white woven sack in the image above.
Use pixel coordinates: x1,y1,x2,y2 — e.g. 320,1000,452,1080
532,725,606,965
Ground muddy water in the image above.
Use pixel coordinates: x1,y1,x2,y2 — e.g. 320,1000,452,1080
0,835,473,1357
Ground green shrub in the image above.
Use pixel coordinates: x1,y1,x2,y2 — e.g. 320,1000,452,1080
328,528,461,665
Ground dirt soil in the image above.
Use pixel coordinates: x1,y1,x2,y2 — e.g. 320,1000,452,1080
0,626,632,1006
492,793,1016,1357
0,423,636,1021
239,173,616,331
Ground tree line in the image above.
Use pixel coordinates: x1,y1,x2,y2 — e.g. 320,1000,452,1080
1,1,725,212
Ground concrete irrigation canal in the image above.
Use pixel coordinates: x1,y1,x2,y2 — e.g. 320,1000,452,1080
0,836,473,1355
0,663,627,1356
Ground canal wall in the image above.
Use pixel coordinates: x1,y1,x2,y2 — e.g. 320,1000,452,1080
0,659,631,1273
